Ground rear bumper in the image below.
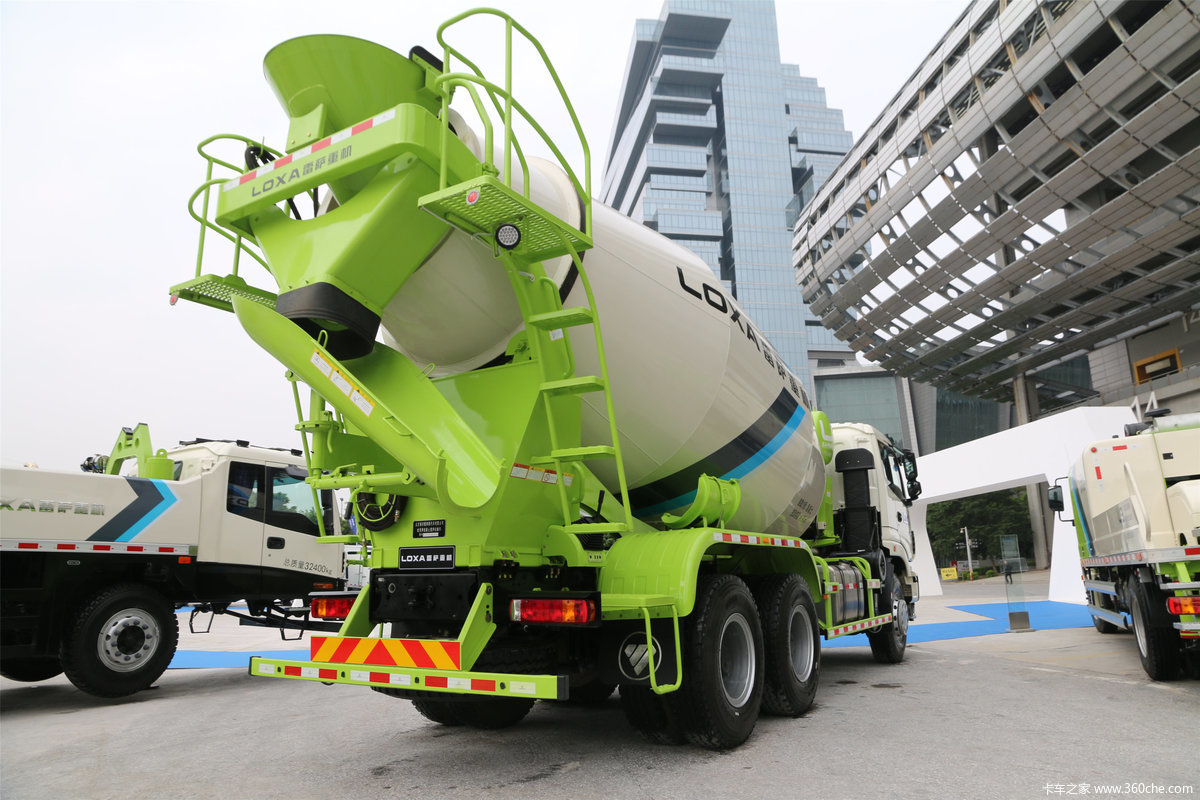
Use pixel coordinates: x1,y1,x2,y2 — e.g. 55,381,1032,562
249,656,568,700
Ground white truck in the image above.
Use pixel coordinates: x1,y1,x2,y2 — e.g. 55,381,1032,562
0,425,348,697
1049,409,1200,680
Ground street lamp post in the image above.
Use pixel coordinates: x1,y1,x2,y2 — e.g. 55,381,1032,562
961,526,974,576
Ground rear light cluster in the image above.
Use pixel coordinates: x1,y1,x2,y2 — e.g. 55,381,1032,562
510,597,596,625
311,595,356,620
1166,596,1200,615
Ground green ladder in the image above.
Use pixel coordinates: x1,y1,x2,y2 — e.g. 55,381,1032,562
417,8,631,536
416,192,632,535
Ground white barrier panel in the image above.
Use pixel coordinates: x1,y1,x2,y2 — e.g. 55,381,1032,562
911,406,1135,601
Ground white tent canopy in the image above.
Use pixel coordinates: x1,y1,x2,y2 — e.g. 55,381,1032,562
909,406,1135,601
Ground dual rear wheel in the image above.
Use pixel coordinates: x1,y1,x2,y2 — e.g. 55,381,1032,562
623,573,820,750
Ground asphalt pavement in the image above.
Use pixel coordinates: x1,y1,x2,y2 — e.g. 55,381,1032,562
2,571,1196,800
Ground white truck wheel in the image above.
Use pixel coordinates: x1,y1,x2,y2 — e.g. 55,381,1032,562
867,563,908,664
1130,579,1181,681
60,584,178,698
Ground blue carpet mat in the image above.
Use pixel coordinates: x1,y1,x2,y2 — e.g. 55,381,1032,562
167,601,1095,668
824,600,1093,648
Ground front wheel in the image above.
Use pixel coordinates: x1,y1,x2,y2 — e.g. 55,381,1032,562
60,584,178,698
674,574,763,750
754,574,819,717
867,564,908,664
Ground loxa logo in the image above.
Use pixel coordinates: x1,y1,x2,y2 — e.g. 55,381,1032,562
396,545,455,570
618,631,665,681
675,267,806,402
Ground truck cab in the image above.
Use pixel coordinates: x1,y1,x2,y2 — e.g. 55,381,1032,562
0,428,346,697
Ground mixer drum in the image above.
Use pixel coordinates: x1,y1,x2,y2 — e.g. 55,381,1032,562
382,158,825,534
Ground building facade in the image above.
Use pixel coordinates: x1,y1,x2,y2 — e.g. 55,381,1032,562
793,0,1200,421
601,0,856,393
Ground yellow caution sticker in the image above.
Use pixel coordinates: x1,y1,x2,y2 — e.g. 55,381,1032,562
312,349,374,418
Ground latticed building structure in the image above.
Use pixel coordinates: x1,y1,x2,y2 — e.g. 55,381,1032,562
794,0,1200,422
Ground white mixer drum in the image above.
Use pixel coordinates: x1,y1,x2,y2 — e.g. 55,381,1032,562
382,156,824,535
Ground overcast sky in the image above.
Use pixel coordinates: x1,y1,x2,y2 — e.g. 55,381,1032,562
0,0,964,470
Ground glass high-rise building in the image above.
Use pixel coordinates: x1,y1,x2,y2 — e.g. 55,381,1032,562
601,0,854,392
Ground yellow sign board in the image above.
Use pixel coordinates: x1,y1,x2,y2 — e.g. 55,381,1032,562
940,567,958,581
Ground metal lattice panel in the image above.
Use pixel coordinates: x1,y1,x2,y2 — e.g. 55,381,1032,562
794,0,1200,405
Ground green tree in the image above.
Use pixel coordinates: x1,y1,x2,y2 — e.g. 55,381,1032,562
926,487,1033,567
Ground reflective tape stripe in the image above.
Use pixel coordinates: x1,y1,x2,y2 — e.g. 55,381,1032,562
713,532,807,549
1082,548,1200,567
828,614,892,637
0,540,193,555
223,109,400,191
252,658,560,698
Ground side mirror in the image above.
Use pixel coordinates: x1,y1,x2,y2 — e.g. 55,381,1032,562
907,479,922,502
902,451,918,481
1047,485,1064,513
285,464,310,480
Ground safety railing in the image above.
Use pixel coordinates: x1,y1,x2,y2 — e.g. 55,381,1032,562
432,8,592,239
173,135,278,312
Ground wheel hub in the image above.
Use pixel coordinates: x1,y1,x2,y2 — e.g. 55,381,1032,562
788,605,814,682
97,608,160,672
719,612,755,708
893,588,910,636
1132,595,1149,657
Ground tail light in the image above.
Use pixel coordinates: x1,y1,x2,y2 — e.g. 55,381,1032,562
1166,596,1200,615
311,594,356,620
510,596,597,625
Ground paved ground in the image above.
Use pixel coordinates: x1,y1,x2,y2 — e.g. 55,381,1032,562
2,572,1197,800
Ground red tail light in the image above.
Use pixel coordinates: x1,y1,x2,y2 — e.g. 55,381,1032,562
311,595,356,620
510,597,596,625
1166,596,1200,615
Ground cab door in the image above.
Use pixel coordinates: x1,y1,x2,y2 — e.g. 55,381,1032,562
259,463,342,595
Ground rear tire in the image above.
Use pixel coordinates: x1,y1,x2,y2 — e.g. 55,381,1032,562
619,685,685,744
60,584,178,698
1130,579,1181,681
754,574,820,717
414,641,551,730
449,696,535,729
674,574,763,750
565,679,616,705
410,699,464,726
0,657,63,683
867,564,908,664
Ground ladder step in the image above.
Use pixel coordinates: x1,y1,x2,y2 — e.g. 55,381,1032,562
531,446,616,466
528,307,593,329
560,522,629,534
540,376,606,396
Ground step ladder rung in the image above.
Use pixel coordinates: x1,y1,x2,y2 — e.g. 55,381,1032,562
540,376,606,396
531,446,616,466
560,522,629,534
528,307,593,329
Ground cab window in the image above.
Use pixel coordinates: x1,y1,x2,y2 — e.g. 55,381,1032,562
227,461,265,520
267,467,320,535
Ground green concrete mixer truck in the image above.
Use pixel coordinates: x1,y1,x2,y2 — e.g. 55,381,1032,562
170,9,923,749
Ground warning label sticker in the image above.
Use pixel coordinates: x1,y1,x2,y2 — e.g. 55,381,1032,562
311,349,374,418
507,463,572,487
